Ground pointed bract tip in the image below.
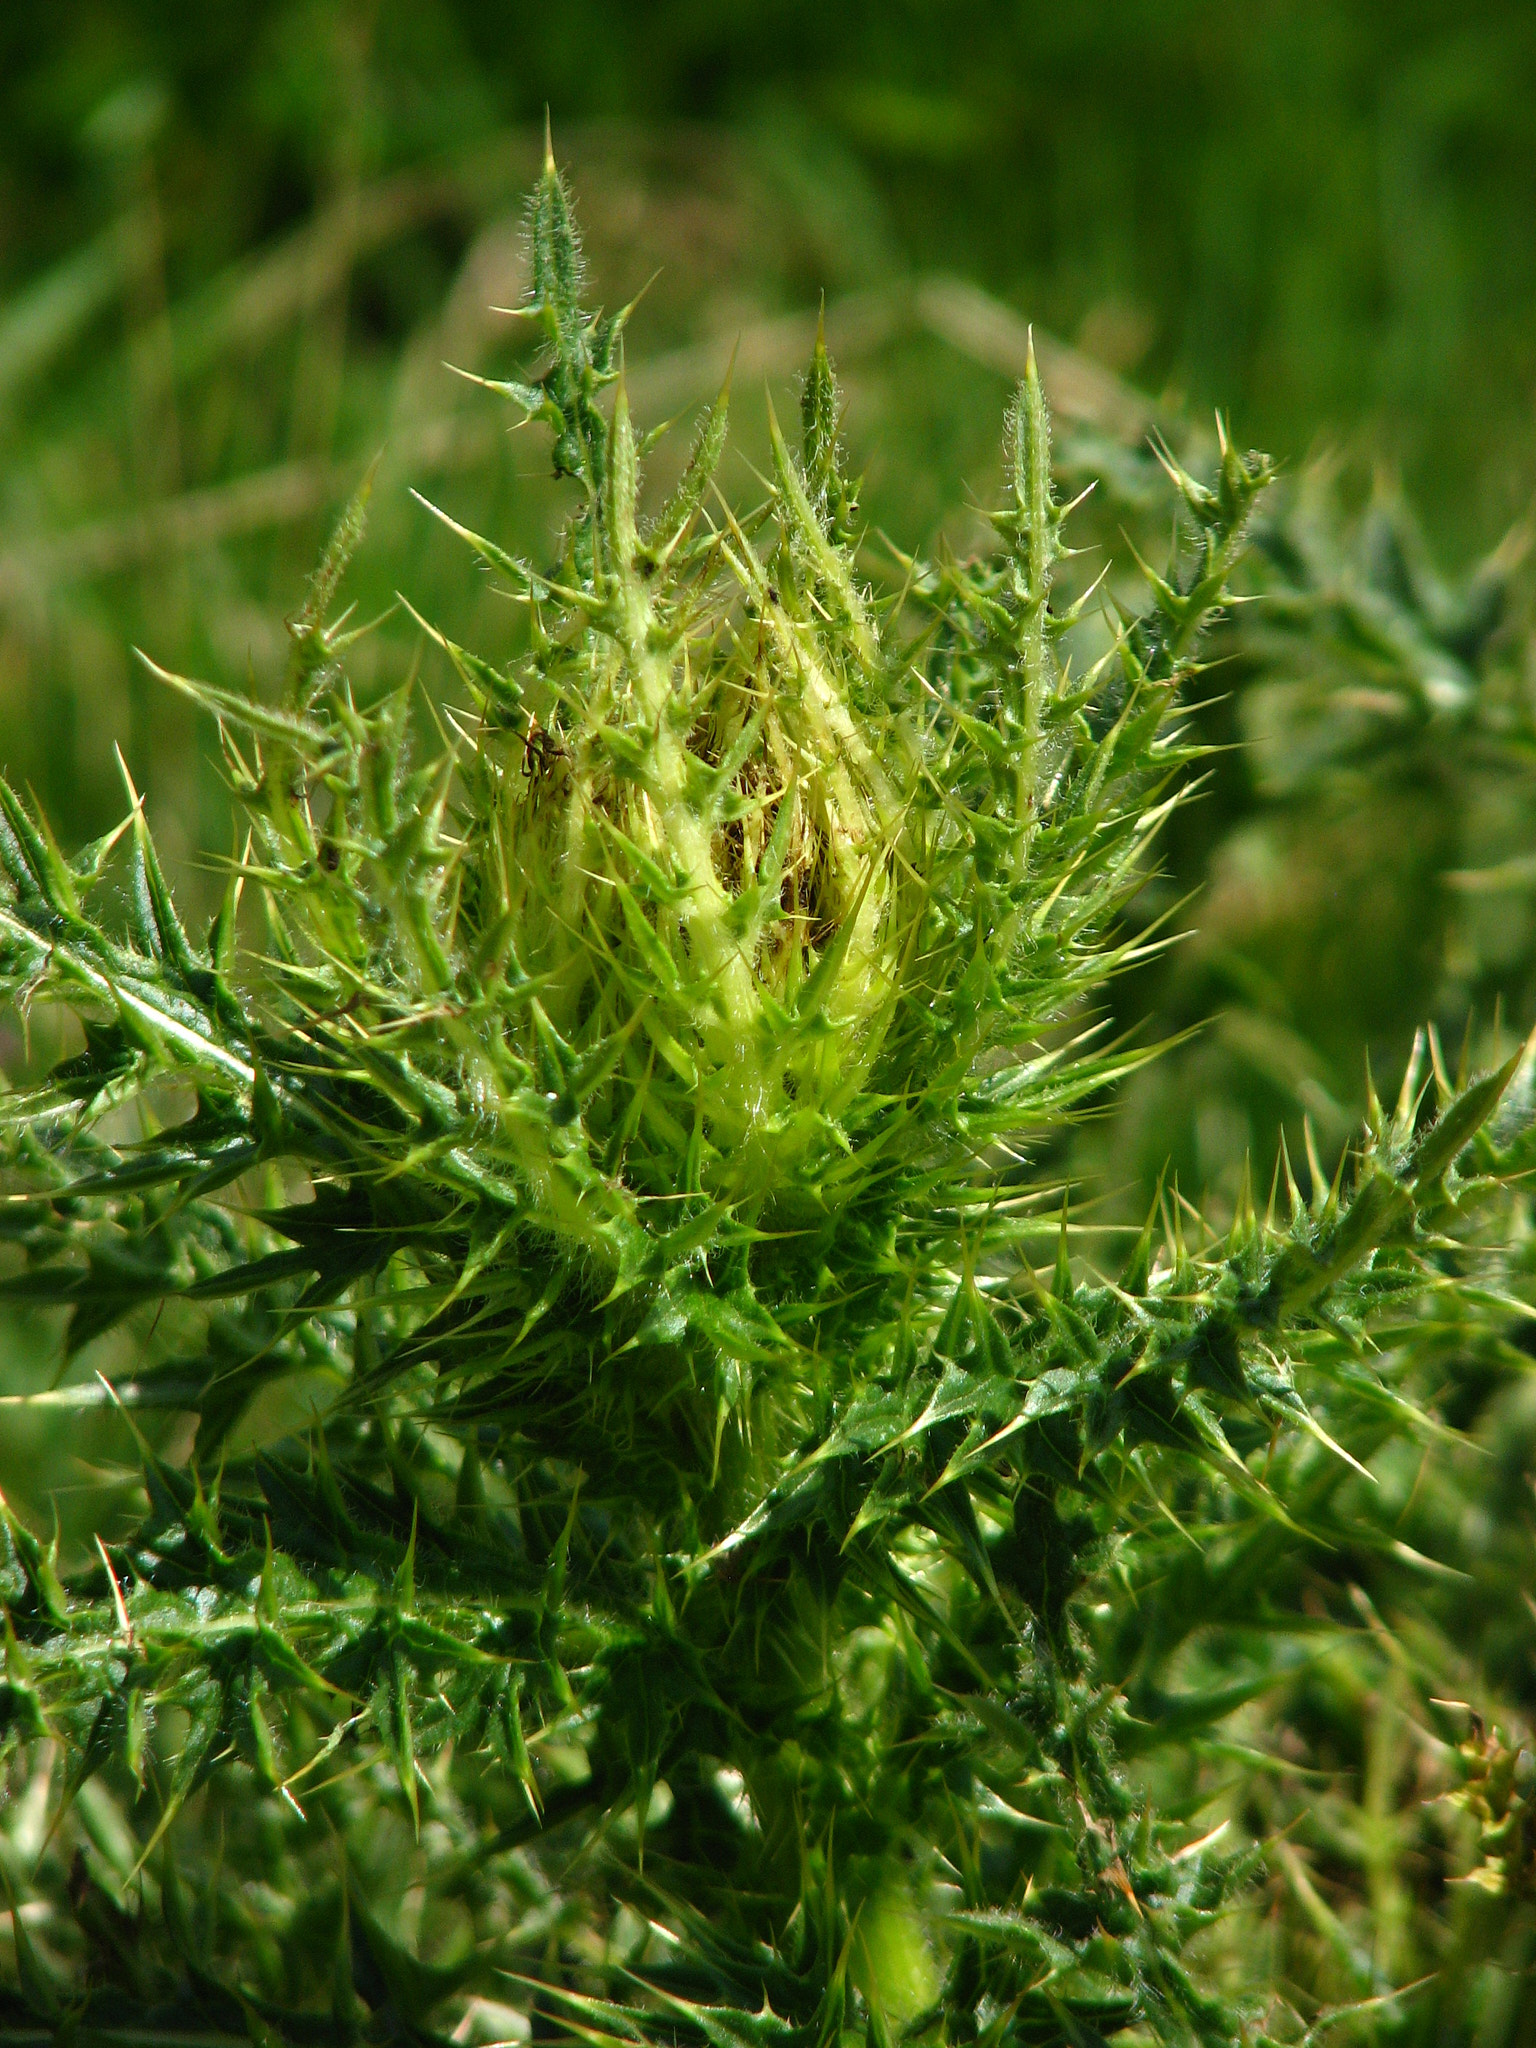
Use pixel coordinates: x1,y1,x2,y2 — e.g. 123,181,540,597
113,739,144,809
542,107,555,174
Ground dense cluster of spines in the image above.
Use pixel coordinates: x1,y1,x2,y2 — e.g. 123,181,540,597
0,144,1529,2046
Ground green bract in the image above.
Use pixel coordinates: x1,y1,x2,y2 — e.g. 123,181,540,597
0,145,1531,2048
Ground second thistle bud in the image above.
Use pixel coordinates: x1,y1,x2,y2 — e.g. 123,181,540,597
1009,334,1060,613
801,307,859,544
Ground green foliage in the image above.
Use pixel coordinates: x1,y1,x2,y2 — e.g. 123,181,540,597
1065,436,1536,2044
1,150,1534,2047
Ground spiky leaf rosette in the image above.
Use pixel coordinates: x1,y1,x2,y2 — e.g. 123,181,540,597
0,147,1530,2046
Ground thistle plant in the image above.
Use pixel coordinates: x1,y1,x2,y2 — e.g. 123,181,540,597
1,145,1532,2047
